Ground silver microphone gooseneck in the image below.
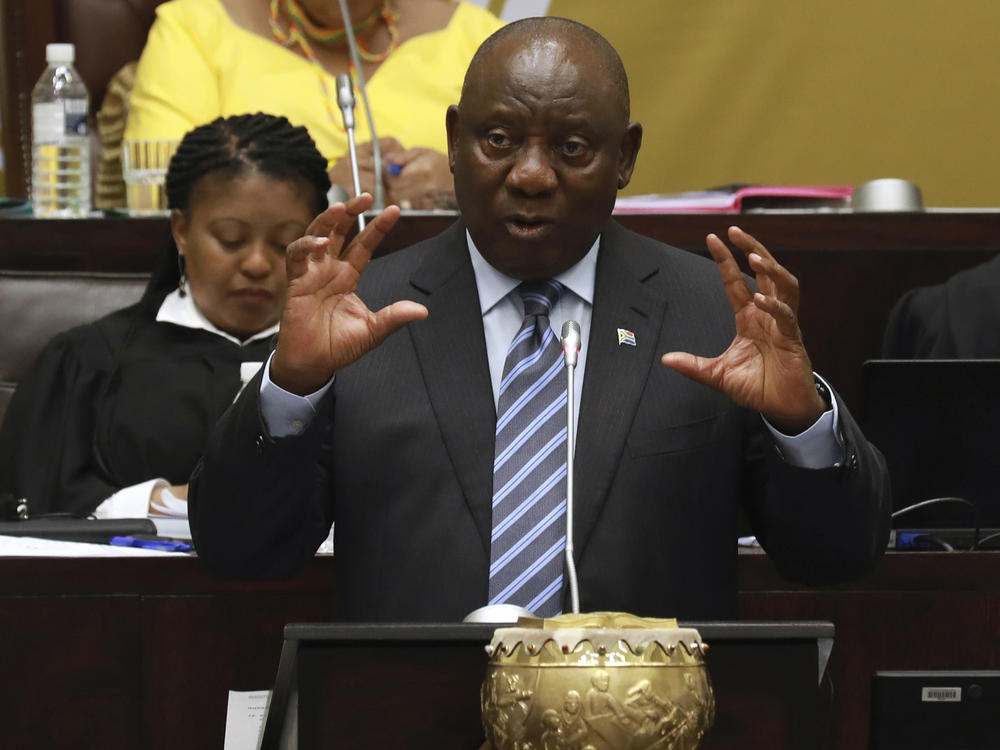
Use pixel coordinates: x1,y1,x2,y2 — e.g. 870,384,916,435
336,0,385,211
560,320,582,614
335,74,365,231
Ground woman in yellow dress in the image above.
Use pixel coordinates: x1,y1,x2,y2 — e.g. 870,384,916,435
125,0,502,209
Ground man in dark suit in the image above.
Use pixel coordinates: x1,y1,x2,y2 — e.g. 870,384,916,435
190,18,890,622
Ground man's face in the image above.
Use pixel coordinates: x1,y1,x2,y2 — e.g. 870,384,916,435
447,36,641,280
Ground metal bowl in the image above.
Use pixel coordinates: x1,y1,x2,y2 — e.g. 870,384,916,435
482,612,714,749
851,178,924,212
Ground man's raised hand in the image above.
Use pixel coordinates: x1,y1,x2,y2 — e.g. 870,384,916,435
271,193,428,395
661,226,826,434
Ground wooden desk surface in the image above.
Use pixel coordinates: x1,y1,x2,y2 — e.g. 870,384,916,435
1,551,997,749
3,210,997,410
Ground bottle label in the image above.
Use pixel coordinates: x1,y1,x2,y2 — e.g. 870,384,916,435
33,102,63,142
64,99,88,137
32,100,88,141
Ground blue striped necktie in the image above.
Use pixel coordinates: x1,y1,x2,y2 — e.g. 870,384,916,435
489,279,567,616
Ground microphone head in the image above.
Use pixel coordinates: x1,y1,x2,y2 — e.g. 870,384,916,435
335,74,356,129
561,320,581,367
462,603,535,624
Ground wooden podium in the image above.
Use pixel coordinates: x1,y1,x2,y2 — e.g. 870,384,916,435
261,621,834,749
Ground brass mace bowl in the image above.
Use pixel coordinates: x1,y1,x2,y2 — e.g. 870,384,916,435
481,612,714,750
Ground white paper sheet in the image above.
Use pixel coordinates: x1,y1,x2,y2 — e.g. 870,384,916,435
152,517,192,540
224,690,271,750
0,535,179,557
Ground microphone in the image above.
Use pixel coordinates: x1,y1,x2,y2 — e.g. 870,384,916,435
561,320,581,368
336,0,385,211
560,320,582,614
335,73,355,131
335,73,365,232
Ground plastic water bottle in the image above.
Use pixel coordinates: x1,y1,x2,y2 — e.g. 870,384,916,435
31,43,91,217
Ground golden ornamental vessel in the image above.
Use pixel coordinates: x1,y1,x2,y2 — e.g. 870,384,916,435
481,612,715,750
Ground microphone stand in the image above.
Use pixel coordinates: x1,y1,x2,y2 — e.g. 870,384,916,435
335,74,365,232
561,321,582,614
337,0,385,211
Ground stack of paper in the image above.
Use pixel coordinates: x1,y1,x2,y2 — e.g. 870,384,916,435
614,185,853,214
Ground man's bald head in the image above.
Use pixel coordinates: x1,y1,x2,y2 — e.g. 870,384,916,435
460,17,631,123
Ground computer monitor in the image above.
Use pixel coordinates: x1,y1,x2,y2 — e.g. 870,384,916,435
870,670,1000,749
860,359,1000,537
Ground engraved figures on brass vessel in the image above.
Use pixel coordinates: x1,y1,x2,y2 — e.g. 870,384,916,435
482,671,535,748
482,665,713,749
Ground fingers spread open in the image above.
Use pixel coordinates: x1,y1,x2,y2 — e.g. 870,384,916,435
753,292,801,340
303,193,376,238
340,203,401,272
727,226,776,261
741,236,800,312
286,236,328,281
305,202,347,238
705,233,752,314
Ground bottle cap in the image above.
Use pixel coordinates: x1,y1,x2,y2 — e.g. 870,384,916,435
45,43,75,64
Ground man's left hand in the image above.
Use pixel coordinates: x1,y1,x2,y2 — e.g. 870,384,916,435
661,226,827,434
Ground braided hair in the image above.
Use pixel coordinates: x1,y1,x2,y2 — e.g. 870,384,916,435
142,112,330,301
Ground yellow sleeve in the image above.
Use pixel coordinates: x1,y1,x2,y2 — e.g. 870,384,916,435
124,0,225,141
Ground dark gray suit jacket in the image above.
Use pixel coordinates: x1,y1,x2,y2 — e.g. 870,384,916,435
190,220,891,622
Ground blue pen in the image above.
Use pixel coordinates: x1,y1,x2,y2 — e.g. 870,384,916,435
109,536,193,553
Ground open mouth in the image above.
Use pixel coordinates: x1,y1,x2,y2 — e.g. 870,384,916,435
504,216,554,240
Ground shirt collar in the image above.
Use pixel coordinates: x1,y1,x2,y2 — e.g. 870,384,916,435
466,230,599,314
155,288,279,346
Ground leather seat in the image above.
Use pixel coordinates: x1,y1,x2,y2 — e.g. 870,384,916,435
0,271,148,426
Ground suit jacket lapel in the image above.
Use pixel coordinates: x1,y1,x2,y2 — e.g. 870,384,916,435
407,223,496,554
574,221,667,559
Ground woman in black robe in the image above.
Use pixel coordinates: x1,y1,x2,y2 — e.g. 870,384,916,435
0,113,330,519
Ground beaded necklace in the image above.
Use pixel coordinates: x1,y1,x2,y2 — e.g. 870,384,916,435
273,0,380,44
269,0,400,64
268,0,401,130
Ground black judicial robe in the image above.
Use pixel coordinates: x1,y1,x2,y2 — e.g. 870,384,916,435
882,254,1000,358
0,292,273,517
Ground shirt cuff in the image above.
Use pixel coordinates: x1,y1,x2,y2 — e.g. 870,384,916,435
149,485,189,518
92,478,167,519
259,352,334,438
763,373,844,469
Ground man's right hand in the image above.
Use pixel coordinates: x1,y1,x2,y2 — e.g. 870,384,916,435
270,193,429,395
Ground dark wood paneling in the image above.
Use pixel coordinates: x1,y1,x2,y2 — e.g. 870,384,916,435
0,556,334,750
0,597,141,749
